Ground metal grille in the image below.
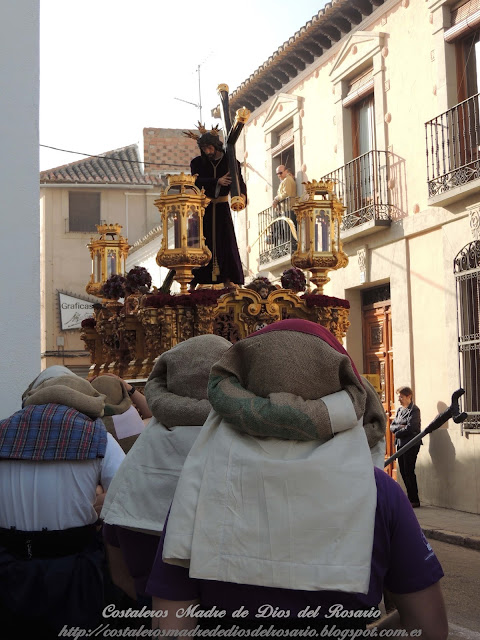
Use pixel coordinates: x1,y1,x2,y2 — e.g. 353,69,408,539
454,241,480,429
361,284,391,306
321,150,394,230
258,197,297,266
425,93,480,198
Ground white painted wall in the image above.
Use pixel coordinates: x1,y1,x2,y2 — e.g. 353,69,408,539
0,1,40,417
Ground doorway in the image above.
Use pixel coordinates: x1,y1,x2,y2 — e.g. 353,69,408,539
361,284,396,477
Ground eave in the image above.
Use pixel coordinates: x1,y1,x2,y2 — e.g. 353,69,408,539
229,0,385,113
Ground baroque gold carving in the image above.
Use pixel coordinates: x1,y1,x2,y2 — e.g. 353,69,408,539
81,286,351,377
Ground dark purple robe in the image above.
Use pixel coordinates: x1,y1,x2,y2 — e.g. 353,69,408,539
190,153,246,286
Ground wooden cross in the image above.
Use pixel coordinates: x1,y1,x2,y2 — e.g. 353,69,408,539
216,84,251,211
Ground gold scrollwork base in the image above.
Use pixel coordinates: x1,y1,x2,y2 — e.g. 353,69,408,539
81,286,351,379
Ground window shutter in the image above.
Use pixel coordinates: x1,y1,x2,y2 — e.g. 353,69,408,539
342,68,374,108
271,124,294,157
445,0,480,42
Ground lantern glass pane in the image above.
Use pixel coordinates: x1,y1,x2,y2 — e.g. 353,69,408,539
187,207,200,248
167,207,181,249
314,209,330,252
301,218,310,253
94,252,102,282
107,250,117,277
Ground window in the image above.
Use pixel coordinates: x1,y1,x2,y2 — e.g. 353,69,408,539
271,121,295,188
454,240,480,430
352,94,375,159
328,34,393,232
68,192,100,232
459,32,480,99
426,13,480,199
351,94,376,207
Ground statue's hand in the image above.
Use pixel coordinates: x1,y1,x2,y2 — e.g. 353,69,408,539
218,172,232,186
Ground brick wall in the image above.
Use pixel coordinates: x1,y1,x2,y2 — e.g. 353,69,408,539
143,128,198,177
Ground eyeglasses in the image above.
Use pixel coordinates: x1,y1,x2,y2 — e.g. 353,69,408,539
276,170,284,176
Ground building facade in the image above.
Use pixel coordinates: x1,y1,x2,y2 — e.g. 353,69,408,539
39,128,198,374
231,0,480,513
40,144,163,374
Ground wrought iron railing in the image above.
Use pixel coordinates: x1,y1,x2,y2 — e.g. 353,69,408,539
426,93,480,198
321,150,393,230
454,240,480,430
258,197,297,266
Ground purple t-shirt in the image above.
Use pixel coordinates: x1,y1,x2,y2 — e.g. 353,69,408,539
146,468,443,619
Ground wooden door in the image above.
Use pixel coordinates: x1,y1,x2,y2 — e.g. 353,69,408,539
362,300,396,478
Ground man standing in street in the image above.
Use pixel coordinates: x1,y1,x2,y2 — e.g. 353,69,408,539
189,131,246,289
390,386,422,508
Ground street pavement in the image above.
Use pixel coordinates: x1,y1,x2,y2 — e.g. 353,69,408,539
427,539,480,639
413,505,480,638
414,505,480,551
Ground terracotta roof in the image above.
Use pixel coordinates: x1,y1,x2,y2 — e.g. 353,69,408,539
40,144,162,186
229,0,384,112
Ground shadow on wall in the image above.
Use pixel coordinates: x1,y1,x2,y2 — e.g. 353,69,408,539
388,153,408,220
422,400,458,508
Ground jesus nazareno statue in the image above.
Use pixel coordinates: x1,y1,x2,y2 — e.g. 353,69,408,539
183,86,250,289
188,127,246,288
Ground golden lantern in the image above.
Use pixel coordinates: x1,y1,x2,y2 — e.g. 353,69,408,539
154,173,212,293
85,223,130,298
291,180,348,293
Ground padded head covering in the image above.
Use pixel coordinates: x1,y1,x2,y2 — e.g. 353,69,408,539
208,319,366,441
24,375,106,419
145,334,232,429
22,365,78,407
90,375,137,453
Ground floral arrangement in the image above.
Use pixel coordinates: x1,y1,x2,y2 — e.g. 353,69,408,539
301,293,350,309
143,288,229,309
80,317,96,328
125,266,152,295
281,267,307,292
101,274,127,300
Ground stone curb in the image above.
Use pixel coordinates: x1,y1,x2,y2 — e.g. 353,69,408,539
422,527,480,552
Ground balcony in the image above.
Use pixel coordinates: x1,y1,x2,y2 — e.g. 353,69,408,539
258,197,297,269
426,93,480,206
321,150,393,241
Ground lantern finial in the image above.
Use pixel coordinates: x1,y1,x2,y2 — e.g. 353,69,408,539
86,224,130,298
154,174,212,294
291,179,348,293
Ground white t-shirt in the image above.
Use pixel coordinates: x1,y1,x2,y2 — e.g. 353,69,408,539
0,433,125,531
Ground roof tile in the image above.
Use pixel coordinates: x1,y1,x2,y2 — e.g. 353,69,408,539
40,144,162,186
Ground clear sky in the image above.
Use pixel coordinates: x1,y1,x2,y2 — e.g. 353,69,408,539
40,0,325,171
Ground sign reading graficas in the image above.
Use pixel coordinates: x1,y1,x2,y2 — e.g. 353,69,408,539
59,292,95,330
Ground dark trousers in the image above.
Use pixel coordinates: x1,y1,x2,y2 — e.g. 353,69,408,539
397,443,420,503
0,531,104,638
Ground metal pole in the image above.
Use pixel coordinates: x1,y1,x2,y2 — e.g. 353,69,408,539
384,388,466,468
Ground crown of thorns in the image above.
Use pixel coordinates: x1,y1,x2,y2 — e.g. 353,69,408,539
183,122,221,141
